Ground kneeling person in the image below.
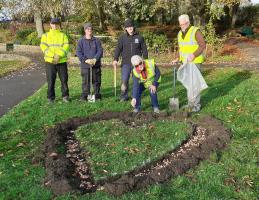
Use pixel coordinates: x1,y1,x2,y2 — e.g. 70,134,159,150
131,55,161,113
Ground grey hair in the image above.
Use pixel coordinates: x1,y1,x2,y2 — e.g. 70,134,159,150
178,14,190,22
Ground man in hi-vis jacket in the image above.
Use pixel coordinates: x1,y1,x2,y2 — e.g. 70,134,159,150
40,18,70,103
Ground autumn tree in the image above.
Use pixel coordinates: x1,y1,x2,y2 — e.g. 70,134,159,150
216,0,250,28
3,0,74,37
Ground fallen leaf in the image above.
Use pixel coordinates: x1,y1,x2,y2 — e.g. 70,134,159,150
24,169,29,176
17,142,25,147
224,178,236,186
148,125,155,129
242,175,253,187
49,152,58,158
226,106,233,111
97,186,104,191
44,180,51,186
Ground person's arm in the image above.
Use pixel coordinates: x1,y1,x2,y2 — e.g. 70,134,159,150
56,33,70,58
140,36,148,59
132,75,140,99
193,30,206,57
62,34,70,57
152,65,161,87
76,39,87,63
40,34,48,53
94,38,103,61
113,36,123,61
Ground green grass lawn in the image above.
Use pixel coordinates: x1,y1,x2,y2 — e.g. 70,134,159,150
0,66,258,200
76,119,189,181
0,60,29,77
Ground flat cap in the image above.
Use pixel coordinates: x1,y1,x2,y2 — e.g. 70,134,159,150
50,18,60,24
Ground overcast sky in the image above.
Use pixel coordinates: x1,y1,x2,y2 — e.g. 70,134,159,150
252,0,259,4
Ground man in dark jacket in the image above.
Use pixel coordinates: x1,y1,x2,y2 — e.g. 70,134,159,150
113,19,148,101
76,23,103,101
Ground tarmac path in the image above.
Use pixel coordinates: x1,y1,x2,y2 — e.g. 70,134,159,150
0,52,46,116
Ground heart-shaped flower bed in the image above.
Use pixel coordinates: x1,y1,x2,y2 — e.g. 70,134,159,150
42,111,230,196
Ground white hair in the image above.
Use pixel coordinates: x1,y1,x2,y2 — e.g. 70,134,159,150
131,55,143,66
178,14,190,23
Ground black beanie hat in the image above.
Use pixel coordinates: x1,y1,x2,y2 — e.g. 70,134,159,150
124,19,134,28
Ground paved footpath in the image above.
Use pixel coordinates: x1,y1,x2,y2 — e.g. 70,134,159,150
0,53,46,116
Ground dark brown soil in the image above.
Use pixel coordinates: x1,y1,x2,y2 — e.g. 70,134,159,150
41,111,231,197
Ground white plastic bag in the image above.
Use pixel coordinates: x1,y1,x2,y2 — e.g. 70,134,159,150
177,62,208,103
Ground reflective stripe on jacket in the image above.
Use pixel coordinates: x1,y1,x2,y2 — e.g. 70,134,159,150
178,26,204,64
133,59,161,88
40,29,69,63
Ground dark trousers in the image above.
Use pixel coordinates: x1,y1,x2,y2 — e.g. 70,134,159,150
81,67,101,98
45,62,69,100
135,83,159,111
121,64,132,100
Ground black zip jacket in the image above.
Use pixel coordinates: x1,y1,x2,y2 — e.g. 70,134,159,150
113,31,148,65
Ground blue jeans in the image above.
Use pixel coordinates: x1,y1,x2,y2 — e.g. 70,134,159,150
121,64,132,100
135,83,159,111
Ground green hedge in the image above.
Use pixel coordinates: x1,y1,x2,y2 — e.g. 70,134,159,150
24,32,41,45
15,28,34,44
141,31,172,53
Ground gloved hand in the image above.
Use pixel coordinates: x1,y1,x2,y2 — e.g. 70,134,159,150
53,54,60,64
90,58,97,65
113,60,118,67
85,59,92,64
131,98,136,107
149,85,157,94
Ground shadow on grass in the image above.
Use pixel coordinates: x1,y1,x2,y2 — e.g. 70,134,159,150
157,69,252,111
86,69,251,112
202,70,252,108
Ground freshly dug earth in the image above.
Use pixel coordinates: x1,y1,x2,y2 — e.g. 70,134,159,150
41,111,231,196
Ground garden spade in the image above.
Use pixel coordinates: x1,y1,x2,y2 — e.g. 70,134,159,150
169,66,179,111
88,66,95,103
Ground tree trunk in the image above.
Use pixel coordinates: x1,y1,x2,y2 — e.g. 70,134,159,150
96,0,107,31
193,14,202,26
230,4,239,28
34,10,44,38
156,10,164,25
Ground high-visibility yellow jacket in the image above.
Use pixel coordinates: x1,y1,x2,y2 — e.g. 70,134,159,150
40,29,69,63
133,59,161,88
178,26,205,64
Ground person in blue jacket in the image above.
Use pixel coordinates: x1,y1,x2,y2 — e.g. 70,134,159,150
76,23,103,100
